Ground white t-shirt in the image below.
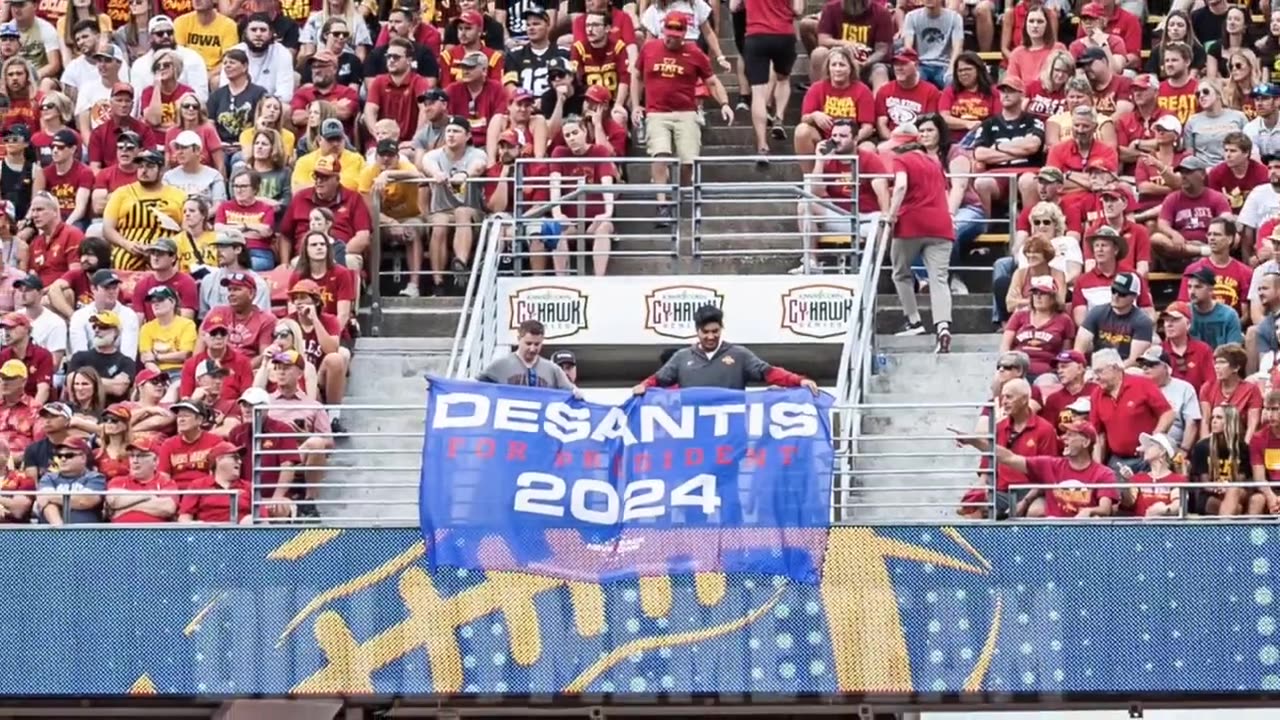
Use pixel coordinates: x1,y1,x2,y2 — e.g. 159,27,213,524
1248,259,1280,303
299,11,372,52
131,46,210,103
640,0,713,40
1016,234,1084,276
16,17,59,68
29,309,67,358
68,302,140,358
163,166,228,202
1240,182,1280,230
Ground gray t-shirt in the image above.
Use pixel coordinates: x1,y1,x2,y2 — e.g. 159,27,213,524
1082,304,1155,359
423,146,488,214
198,267,273,316
414,122,447,153
901,8,964,67
477,353,574,389
652,342,774,390
1184,109,1249,166
163,166,228,203
37,470,107,524
1160,376,1202,449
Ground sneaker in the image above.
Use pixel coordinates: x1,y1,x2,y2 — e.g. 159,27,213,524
398,283,419,298
429,282,446,297
768,117,786,141
655,205,675,229
736,98,750,112
935,325,953,355
296,503,321,519
788,261,809,275
949,276,969,295
450,257,469,293
895,319,926,336
330,416,347,438
755,149,771,169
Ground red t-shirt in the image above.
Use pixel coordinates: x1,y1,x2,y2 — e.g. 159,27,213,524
1175,257,1254,313
288,266,356,317
1005,310,1078,377
984,414,1061,492
1128,471,1187,516
571,9,637,46
1024,456,1120,517
745,0,796,35
571,38,628,96
228,416,302,492
854,148,887,214
1076,7,1142,62
890,150,954,241
445,80,510,146
874,79,940,132
131,272,200,320
1114,108,1173,155
2,95,41,134
816,0,895,49
96,449,132,482
1045,138,1120,175
139,83,196,129
278,187,374,252
637,39,712,114
180,473,253,523
1091,73,1132,116
802,80,876,132
93,163,139,194
201,305,276,358
1250,424,1280,483
157,431,225,490
1089,375,1173,458
549,144,618,219
1200,379,1264,431
178,347,254,399
1023,79,1066,120
439,45,504,86
89,118,161,167
940,87,998,123
291,84,360,141
107,472,179,523
0,344,53,398
292,312,343,368
1081,219,1151,273
1166,338,1213,393
28,222,83,288
368,73,434,143
1157,78,1199,124
1208,160,1268,214
215,199,278,252
1133,150,1186,212
1039,381,1100,431
1159,188,1233,244
42,162,94,220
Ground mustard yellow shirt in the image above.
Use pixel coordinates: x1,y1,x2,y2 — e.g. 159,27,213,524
174,229,218,272
139,316,198,371
291,148,365,194
358,159,420,219
240,126,297,161
174,11,240,71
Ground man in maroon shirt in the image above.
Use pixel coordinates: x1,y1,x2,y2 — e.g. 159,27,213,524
1154,155,1234,264
179,319,254,399
0,312,52,405
1160,300,1215,392
549,116,617,276
42,131,93,226
1115,73,1171,167
364,37,433,145
1208,131,1268,214
956,377,1060,519
291,51,360,141
1041,350,1098,431
88,84,159,172
277,157,374,271
445,51,509,148
1078,47,1132,116
199,274,276,365
1089,347,1175,474
130,238,199,321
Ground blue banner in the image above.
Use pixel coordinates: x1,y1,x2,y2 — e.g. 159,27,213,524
419,376,835,583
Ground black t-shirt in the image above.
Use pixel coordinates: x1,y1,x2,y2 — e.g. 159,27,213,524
300,50,364,87
971,112,1046,168
207,81,269,144
505,43,570,97
68,350,137,403
0,158,34,220
22,436,57,478
1191,437,1252,483
1191,7,1226,48
365,41,441,79
442,16,505,49
539,85,585,118
492,0,540,40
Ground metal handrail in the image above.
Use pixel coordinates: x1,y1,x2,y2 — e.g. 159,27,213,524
446,214,509,380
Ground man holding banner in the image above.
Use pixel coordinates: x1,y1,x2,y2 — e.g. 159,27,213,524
477,319,582,393
631,306,820,394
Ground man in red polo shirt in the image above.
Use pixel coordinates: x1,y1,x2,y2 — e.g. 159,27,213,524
1115,74,1171,167
277,157,374,270
26,193,84,289
956,378,1060,518
1089,347,1174,473
873,47,940,141
1157,43,1199,125
1040,350,1098,431
199,275,275,363
1042,105,1119,196
105,436,178,524
179,318,254,399
0,313,52,405
291,51,360,141
179,440,255,523
364,38,433,145
157,400,225,491
1159,301,1215,392
87,84,159,172
1076,0,1140,70
1083,184,1150,276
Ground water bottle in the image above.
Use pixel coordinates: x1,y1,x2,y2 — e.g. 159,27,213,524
874,351,888,374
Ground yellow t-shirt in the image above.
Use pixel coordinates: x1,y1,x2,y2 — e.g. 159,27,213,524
173,11,240,71
292,148,365,194
358,159,420,219
174,229,217,272
239,126,297,161
139,316,198,371
102,182,188,271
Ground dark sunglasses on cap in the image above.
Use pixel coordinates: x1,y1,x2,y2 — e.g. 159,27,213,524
208,328,229,337
54,451,80,459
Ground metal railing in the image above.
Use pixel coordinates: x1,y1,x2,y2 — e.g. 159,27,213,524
0,488,243,525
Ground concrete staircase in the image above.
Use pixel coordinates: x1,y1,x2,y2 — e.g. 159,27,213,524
848,333,1001,522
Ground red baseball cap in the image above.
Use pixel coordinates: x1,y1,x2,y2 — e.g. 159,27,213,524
126,435,162,454
103,402,132,421
1062,420,1098,444
1162,300,1192,320
511,87,535,104
497,129,520,146
458,9,483,26
208,441,243,461
0,311,29,328
892,47,919,64
220,272,257,291
56,437,92,454
111,81,134,97
1131,73,1158,90
135,367,168,385
662,14,688,37
584,84,612,104
1054,350,1087,366
1080,2,1103,17
203,312,230,332
1100,184,1135,205
996,76,1024,93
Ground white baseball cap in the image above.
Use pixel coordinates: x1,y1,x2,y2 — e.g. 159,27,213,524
1139,432,1175,458
148,14,174,32
173,129,202,149
239,387,271,406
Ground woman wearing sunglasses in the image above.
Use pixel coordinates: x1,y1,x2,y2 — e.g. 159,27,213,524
95,403,133,482
251,318,319,399
30,92,78,166
163,91,223,172
1184,78,1248,166
1207,8,1257,80
1220,49,1263,117
141,48,195,131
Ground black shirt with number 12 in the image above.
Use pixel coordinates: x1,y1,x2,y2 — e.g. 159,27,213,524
504,43,571,98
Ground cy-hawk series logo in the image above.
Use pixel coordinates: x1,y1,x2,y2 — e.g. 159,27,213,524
644,285,723,339
508,286,589,339
781,284,856,339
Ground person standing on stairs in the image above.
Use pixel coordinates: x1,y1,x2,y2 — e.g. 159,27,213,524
883,123,954,354
732,0,800,166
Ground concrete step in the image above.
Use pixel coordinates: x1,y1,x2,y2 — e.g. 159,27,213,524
873,292,997,335
347,344,451,398
368,295,464,339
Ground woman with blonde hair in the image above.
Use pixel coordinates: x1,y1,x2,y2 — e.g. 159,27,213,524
299,0,372,63
294,99,337,159
1023,48,1073,120
1185,77,1248,165
1190,404,1250,516
238,95,296,163
1209,8,1257,79
1045,77,1116,146
165,91,224,171
252,318,319,399
246,127,292,209
30,91,77,165
1220,48,1263,116
94,403,133,481
141,49,194,131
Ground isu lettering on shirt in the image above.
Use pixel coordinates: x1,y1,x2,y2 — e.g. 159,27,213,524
549,144,617,219
1081,219,1151,273
1023,79,1066,120
815,0,894,48
1023,456,1120,518
1175,257,1254,312
1005,310,1077,377
1207,160,1268,212
1091,74,1132,116
571,39,627,93
801,80,875,133
1157,78,1199,124
294,312,343,368
638,39,712,113
1159,188,1232,243
28,222,83,287
1249,425,1280,483
214,199,277,252
874,80,940,132
42,162,94,220
939,87,998,123
1128,471,1187,516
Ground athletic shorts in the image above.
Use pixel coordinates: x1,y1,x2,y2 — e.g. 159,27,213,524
742,33,797,85
731,8,747,61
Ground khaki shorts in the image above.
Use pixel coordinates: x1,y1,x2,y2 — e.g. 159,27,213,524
645,111,701,163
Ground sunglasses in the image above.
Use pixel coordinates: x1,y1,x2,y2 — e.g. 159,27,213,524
1031,219,1054,226
997,364,1019,371
1198,89,1214,96
156,61,173,69
208,328,229,337
180,103,199,109
153,30,173,37
274,330,292,338
51,143,69,150
54,452,80,460
328,30,349,37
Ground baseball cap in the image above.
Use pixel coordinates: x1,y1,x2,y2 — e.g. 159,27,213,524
511,87,536,104
220,271,257,291
289,278,323,298
1131,73,1158,91
584,84,611,104
134,367,167,386
1079,2,1103,17
522,4,550,18
1028,275,1056,294
884,122,919,149
552,350,577,367
1054,350,1087,367
111,82,135,98
136,149,166,166
0,359,26,379
1099,184,1136,205
1138,432,1176,458
239,387,271,406
1137,345,1170,367
0,23,17,38
1036,166,1065,183
1177,155,1211,172
203,312,230,332
91,310,121,328
313,155,342,176
376,138,399,156
51,129,78,147
212,230,246,247
3,124,29,142
1076,46,1107,66
208,441,243,461
419,87,448,103
103,402,132,421
996,76,1024,93
1062,420,1098,444
39,402,73,419
662,14,689,36
196,358,229,378
497,129,520,146
1185,265,1217,286
145,284,176,302
0,312,29,328
56,437,92,455
91,269,121,287
445,114,471,132
126,436,162,454
1111,272,1142,297
456,50,488,69
147,14,174,32
1154,114,1183,135
545,56,571,75
1066,397,1092,414
12,273,40,291
1256,83,1280,99
171,399,207,416
1088,225,1128,260
892,47,919,64
272,349,305,367
173,129,202,149
1162,300,1192,320
319,117,345,140
147,237,179,255
458,8,483,25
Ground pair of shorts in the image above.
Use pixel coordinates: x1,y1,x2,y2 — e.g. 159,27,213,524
645,111,702,162
742,33,797,85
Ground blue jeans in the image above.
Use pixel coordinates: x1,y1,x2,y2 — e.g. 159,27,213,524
919,63,950,90
992,256,1016,323
248,248,277,271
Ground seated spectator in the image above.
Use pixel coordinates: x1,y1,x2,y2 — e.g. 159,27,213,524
1153,156,1233,264
87,87,156,173
292,118,365,193
21,401,72,480
1115,74,1170,168
1192,402,1251,514
1090,347,1175,476
0,436,33,522
1002,275,1076,382
34,437,105,525
1042,79,1116,148
68,310,138,404
1157,42,1200,125
1208,131,1267,214
165,92,225,173
1136,346,1201,465
1023,49,1073,120
292,50,360,144
1005,235,1068,317
157,399,222,490
102,149,187,271
873,48,940,140
1200,343,1262,442
1003,6,1063,87
487,88,547,164
216,170,282,271
1159,302,1214,391
1249,391,1280,515
265,349,331,517
364,37,433,146
1071,226,1153,322
179,440,253,523
95,404,133,481
795,47,875,172
163,129,227,202
796,120,888,273
131,238,200,321
1069,7,1125,75
1020,105,1117,211
198,232,272,316
240,127,292,212
413,89,450,154
180,322,254,400
253,319,319,399
939,52,998,135
1040,350,1097,431
969,76,1046,213
189,359,242,430
548,115,617,277
0,359,37,457
42,133,93,228
1011,167,1082,251
1244,85,1280,161
69,269,140,358
1177,216,1253,316
299,18,365,88
62,366,105,435
140,49,196,132
956,377,1059,519
0,312,53,405
366,4,441,81
1074,272,1154,365
200,273,276,362
207,48,268,151
360,141,423,293
240,98,296,166
129,369,177,440
1132,115,1186,218
1242,156,1280,264
567,10,628,129
1185,79,1248,167
27,191,84,290
1078,45,1132,117
15,274,66,367
89,131,142,228
279,156,372,270
73,40,132,145
1116,433,1185,517
105,435,178,523
285,280,350,427
900,0,963,87
229,389,298,519
421,117,487,294
223,16,294,104
440,11,504,85
563,85,626,160
539,56,586,142
289,230,355,328
174,0,240,82
1083,185,1150,276
139,286,198,383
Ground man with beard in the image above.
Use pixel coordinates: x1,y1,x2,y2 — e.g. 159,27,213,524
1156,42,1198,126
279,156,372,269
68,310,138,402
219,14,292,103
300,17,364,87
971,77,1044,213
207,48,268,147
1041,106,1119,199
89,130,143,229
290,49,359,141
412,88,450,153
440,10,504,85
1153,155,1232,263
132,15,209,101
101,150,186,271
7,0,60,89
47,238,109,319
61,20,116,97
567,8,625,124
1240,155,1280,260
292,117,364,190
812,0,893,85
68,270,140,356
365,4,440,79
1245,84,1280,161
72,37,133,137
1077,47,1132,117
507,6,568,98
